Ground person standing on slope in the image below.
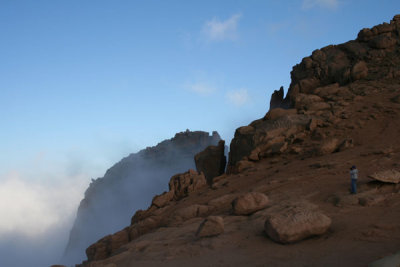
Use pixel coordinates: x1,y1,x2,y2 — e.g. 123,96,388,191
350,165,358,194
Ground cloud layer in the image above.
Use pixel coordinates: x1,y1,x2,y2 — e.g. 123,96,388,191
0,171,87,238
203,14,242,42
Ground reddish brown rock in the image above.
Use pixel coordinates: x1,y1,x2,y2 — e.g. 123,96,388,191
195,140,226,184
264,202,331,244
369,169,400,184
85,227,130,262
129,215,165,240
232,192,269,215
169,169,207,200
351,61,368,80
173,204,212,221
208,194,238,210
319,138,339,155
151,190,174,208
196,216,224,237
369,34,397,49
264,108,297,120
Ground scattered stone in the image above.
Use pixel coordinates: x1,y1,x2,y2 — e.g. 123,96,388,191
232,192,269,215
196,216,224,237
169,170,207,200
319,138,339,154
369,169,400,183
264,202,331,243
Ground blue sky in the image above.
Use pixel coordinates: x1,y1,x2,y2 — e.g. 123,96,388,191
0,0,399,265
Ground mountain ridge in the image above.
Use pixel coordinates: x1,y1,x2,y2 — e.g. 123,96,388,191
57,14,400,267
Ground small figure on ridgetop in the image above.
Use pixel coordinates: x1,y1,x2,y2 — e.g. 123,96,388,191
350,165,358,194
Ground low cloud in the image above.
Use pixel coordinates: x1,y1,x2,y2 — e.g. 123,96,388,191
0,168,88,267
302,0,339,9
226,88,250,106
0,171,86,238
203,13,242,42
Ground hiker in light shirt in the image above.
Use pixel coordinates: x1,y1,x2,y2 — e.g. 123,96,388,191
350,165,358,194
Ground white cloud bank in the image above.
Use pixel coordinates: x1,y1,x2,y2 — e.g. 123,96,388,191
0,171,87,238
203,13,242,42
226,88,250,106
302,0,339,9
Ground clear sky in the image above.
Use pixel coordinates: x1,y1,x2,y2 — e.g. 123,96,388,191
0,0,399,265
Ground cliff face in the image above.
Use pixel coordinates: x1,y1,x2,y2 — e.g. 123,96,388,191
58,15,400,267
63,130,221,264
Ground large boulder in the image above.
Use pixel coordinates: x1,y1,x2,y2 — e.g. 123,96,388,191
169,169,207,200
195,140,226,184
232,192,269,215
196,216,224,237
264,202,331,244
369,169,400,184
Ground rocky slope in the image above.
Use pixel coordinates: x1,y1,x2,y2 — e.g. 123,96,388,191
63,130,222,265
57,15,400,267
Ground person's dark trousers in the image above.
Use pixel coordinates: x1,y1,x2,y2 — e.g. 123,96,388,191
351,179,357,194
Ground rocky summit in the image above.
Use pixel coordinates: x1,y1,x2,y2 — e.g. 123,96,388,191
56,15,400,267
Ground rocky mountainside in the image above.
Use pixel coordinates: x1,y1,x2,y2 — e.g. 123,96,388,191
62,130,222,265
55,15,400,267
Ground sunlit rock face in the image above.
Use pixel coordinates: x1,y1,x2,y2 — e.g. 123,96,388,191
63,130,221,265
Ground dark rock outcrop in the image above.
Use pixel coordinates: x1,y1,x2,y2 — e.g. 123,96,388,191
169,169,207,200
195,140,226,184
269,86,285,109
